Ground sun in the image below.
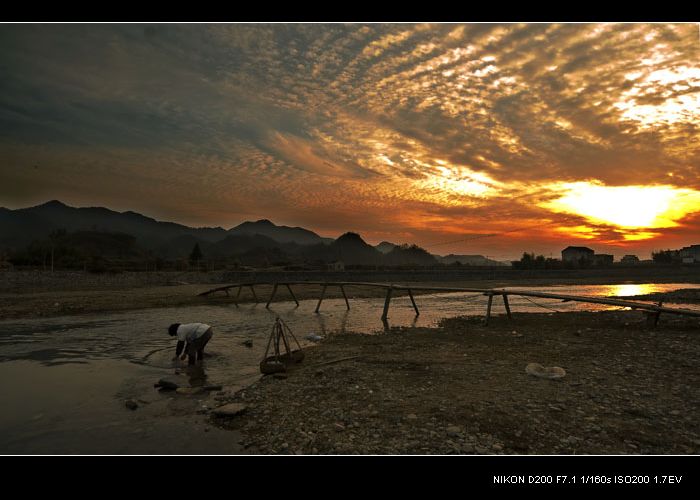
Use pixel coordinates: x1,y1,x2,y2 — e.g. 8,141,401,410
541,182,700,230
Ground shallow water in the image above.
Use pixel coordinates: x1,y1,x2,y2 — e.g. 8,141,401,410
1,282,698,454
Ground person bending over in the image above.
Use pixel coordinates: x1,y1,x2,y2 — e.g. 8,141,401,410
168,323,214,366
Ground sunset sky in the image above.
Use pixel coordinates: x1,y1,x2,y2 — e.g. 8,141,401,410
1,23,699,260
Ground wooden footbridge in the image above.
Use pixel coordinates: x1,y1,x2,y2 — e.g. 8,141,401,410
199,281,700,326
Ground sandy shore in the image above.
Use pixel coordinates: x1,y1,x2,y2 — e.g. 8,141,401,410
209,310,700,455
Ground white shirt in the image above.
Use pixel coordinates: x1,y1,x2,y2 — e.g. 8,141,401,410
176,323,211,343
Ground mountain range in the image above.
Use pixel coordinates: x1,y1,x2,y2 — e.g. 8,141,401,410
0,201,510,267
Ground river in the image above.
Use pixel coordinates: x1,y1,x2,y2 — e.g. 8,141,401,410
1,282,699,454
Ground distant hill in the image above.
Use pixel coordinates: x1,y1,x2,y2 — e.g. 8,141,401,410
375,241,399,254
325,232,383,266
0,200,227,250
1,200,510,269
384,244,438,267
439,254,511,266
229,219,331,246
7,229,147,270
155,235,213,260
207,233,298,258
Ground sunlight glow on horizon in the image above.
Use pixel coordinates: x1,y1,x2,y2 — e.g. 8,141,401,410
542,182,700,237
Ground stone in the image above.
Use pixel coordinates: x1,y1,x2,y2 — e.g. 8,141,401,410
446,425,461,437
176,387,206,395
154,378,179,391
526,363,566,379
212,403,248,417
406,413,418,420
125,399,138,410
242,339,253,348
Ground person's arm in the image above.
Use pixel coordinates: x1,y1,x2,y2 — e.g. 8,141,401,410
175,340,186,358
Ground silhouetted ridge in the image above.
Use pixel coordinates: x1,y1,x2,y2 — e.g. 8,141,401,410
229,219,326,246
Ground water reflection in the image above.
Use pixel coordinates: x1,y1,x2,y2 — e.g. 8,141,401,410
185,364,208,387
316,310,350,337
604,283,657,297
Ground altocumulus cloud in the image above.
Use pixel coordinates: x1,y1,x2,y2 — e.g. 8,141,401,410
0,23,698,258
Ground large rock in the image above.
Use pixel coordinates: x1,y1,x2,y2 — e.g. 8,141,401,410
212,403,248,417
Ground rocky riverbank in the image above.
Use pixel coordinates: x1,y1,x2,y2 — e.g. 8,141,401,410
210,311,700,455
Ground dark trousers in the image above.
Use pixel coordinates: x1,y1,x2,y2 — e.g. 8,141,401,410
186,327,213,365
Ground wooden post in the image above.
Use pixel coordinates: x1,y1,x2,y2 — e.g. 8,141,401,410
485,293,493,325
285,284,299,307
502,294,512,320
236,286,242,300
249,285,258,303
315,284,327,313
408,288,419,316
381,317,390,331
381,287,393,320
650,298,664,327
266,283,278,309
340,285,350,310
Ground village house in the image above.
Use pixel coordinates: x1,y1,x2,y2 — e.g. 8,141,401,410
327,260,345,271
679,245,700,264
621,254,640,264
592,254,614,266
561,246,594,263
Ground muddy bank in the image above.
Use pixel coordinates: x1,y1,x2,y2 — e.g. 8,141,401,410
211,311,700,454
